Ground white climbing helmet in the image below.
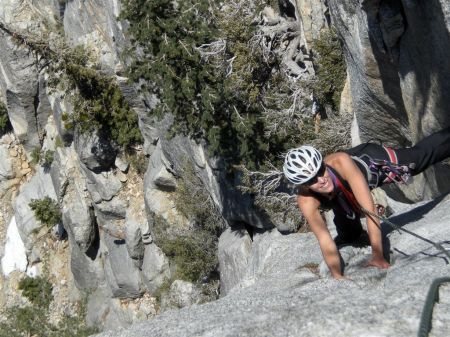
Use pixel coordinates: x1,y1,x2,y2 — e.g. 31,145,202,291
283,145,323,185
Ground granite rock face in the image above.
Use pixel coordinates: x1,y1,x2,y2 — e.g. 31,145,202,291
218,227,253,296
329,0,450,201
1,0,450,334
94,195,450,337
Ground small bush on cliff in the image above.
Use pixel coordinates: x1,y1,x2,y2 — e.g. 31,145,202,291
0,100,9,132
18,276,53,309
152,160,224,283
0,278,97,337
159,232,218,282
312,28,346,111
29,197,62,228
54,45,143,149
128,151,148,176
31,147,55,170
173,159,225,235
42,150,55,170
31,146,42,165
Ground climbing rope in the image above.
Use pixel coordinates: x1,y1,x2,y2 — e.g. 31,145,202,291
417,277,450,337
359,206,450,261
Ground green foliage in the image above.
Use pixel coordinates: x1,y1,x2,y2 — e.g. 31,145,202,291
0,24,142,149
31,147,55,169
53,45,143,149
312,29,346,111
31,146,42,165
18,276,53,309
152,160,224,283
173,159,225,235
0,100,9,132
0,306,49,337
54,136,64,148
42,150,54,169
128,151,148,175
29,196,62,228
45,298,98,337
120,0,289,170
158,231,218,282
120,0,218,127
0,284,97,337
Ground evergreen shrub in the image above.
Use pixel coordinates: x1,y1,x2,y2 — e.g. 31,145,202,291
0,24,142,150
0,282,97,337
119,0,296,170
152,160,224,283
18,276,53,309
0,101,9,132
29,196,62,228
312,29,346,111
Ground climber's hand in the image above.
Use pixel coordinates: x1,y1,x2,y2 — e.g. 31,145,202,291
366,256,390,269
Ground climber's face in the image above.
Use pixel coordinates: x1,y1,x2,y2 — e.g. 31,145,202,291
306,166,334,194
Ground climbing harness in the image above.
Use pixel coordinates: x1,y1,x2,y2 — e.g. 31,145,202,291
369,157,414,185
417,277,450,337
352,146,415,189
359,206,450,261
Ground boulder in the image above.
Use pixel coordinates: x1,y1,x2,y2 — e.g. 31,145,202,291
0,31,48,150
87,284,157,332
103,231,143,299
141,243,170,294
83,167,122,202
218,227,252,296
160,280,201,312
0,145,13,181
75,132,117,173
50,147,95,252
125,217,144,266
94,197,128,221
69,229,100,292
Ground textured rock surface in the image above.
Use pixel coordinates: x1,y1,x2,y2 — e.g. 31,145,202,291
141,243,170,294
160,280,202,312
103,233,143,299
295,0,329,45
75,132,118,173
63,0,125,72
218,227,252,296
328,0,450,200
2,0,450,334
95,195,450,337
51,147,95,252
13,167,58,249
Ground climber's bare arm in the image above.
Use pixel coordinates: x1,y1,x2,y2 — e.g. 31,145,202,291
298,193,345,279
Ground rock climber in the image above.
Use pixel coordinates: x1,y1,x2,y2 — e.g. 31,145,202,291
283,127,450,279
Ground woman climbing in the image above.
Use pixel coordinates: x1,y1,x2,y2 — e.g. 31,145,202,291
283,127,450,279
